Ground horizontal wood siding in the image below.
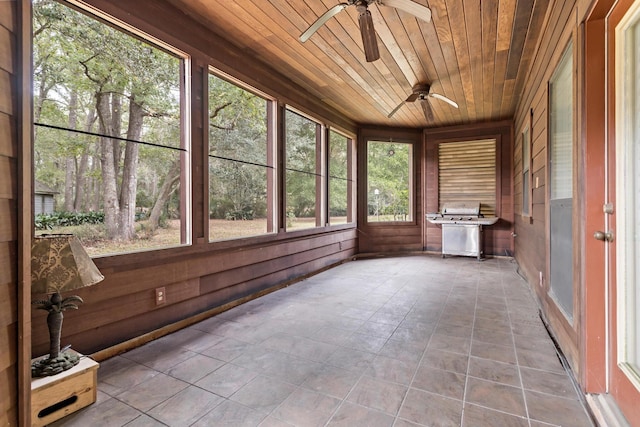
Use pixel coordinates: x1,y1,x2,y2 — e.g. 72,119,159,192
512,0,583,373
424,121,514,257
0,0,18,425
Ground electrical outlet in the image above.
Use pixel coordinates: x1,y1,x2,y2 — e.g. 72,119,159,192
536,176,539,188
155,287,166,305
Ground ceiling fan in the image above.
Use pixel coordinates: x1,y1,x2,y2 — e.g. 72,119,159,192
387,83,458,119
299,0,432,62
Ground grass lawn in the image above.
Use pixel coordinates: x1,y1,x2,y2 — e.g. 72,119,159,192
39,216,350,257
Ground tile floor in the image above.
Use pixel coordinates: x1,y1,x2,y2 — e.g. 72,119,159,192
52,255,595,427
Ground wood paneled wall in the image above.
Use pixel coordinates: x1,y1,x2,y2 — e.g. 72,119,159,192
424,121,514,257
0,1,19,425
30,0,359,357
357,127,424,253
512,0,595,375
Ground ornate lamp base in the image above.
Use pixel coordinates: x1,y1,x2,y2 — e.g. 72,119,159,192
31,351,80,378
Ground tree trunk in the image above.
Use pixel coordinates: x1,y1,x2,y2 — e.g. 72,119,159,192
89,146,101,212
64,90,78,212
118,98,144,240
148,159,180,231
96,91,120,239
111,93,122,193
74,108,96,212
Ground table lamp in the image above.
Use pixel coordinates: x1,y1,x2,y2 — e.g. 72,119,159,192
31,234,104,377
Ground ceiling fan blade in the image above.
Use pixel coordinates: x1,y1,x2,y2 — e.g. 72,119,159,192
357,6,380,62
430,92,459,108
421,99,435,122
378,0,432,23
388,92,419,117
405,92,420,102
387,101,406,118
299,3,349,42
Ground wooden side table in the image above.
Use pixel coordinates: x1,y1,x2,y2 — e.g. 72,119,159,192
31,351,99,427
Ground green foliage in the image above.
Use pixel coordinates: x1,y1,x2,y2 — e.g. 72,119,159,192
33,0,183,249
208,74,270,223
35,211,105,230
285,111,318,218
367,141,411,221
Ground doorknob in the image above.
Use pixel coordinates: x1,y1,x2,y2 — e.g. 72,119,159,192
594,230,614,242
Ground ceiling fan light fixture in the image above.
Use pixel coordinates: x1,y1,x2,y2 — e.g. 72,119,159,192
387,82,458,119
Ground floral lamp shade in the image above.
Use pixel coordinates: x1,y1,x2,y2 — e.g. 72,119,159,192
31,234,104,295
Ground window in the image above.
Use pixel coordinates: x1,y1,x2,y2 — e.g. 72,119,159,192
367,141,413,222
33,0,189,256
522,118,532,217
208,72,275,241
285,109,322,230
548,41,574,322
438,139,497,216
328,130,354,225
615,0,640,380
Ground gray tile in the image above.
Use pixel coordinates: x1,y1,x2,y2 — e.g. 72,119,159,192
92,256,593,427
411,365,466,400
468,356,521,387
520,366,578,397
462,403,529,427
346,376,408,415
98,357,161,396
147,385,223,426
124,414,167,426
470,340,517,365
230,375,296,412
428,333,471,355
525,390,594,427
421,348,469,374
325,347,376,373
117,372,189,412
271,388,341,427
195,363,258,397
327,401,395,427
121,339,198,372
301,364,361,399
398,388,463,427
465,377,527,417
166,353,225,383
365,355,417,385
192,399,267,426
201,337,255,362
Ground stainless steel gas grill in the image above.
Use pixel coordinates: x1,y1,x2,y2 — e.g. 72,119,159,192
426,202,499,260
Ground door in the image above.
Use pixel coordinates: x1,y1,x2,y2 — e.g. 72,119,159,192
607,0,640,425
585,0,640,423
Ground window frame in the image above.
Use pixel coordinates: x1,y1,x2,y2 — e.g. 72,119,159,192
327,128,356,226
206,67,277,242
32,0,192,257
283,106,325,231
365,139,415,224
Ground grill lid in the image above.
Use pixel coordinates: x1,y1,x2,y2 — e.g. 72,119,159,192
441,202,480,217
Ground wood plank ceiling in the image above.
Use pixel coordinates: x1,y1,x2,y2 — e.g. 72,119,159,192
167,0,550,128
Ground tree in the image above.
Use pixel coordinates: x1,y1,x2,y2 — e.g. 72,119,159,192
33,0,183,244
208,74,269,222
